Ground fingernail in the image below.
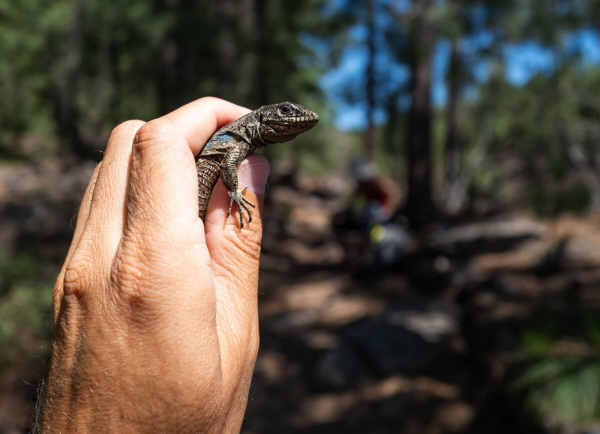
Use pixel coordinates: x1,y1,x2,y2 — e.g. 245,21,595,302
240,159,270,195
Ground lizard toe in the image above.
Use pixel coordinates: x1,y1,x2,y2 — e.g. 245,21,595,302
228,189,254,227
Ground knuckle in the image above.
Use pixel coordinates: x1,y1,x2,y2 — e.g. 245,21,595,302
110,119,145,142
198,96,221,105
111,245,146,302
62,258,90,299
60,238,107,300
110,242,165,307
133,118,175,155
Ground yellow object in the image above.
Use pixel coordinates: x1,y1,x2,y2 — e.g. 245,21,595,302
370,224,386,243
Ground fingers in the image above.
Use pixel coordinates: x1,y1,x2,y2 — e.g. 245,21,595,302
164,97,250,155
205,155,270,232
204,155,270,378
54,99,262,390
53,162,102,322
113,98,251,323
72,163,103,251
58,98,264,377
83,120,145,255
125,98,250,245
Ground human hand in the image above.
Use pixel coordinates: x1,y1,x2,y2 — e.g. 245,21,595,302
38,98,270,433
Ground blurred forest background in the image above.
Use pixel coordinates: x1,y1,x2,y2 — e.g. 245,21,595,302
3,0,600,433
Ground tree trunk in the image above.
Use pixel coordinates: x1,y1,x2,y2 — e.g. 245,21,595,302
158,37,180,114
444,39,464,215
217,0,237,101
236,0,255,104
364,0,377,161
157,0,185,114
405,0,437,228
255,0,277,168
51,0,93,159
255,0,270,107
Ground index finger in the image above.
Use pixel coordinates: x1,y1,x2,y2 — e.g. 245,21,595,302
164,97,251,155
125,98,250,243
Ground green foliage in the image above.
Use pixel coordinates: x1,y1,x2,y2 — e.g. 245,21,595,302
0,0,328,162
528,182,592,216
3,0,600,211
466,64,600,214
513,357,600,428
511,312,600,429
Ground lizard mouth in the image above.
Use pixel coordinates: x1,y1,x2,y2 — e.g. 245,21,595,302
291,112,319,125
293,113,319,123
259,108,320,144
272,112,319,129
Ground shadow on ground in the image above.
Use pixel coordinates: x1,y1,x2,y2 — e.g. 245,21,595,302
2,160,600,433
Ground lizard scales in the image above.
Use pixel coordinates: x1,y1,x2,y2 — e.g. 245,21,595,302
196,102,319,227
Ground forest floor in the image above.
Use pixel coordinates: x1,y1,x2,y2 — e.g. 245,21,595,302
2,159,600,434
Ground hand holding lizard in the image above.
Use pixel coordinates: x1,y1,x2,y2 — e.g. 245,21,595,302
39,98,275,433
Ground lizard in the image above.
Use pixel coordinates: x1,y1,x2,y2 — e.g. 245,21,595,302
196,101,319,228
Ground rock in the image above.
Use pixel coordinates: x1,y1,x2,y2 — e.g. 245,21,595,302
436,401,475,432
270,277,382,332
280,239,344,266
317,298,460,388
427,218,546,255
317,339,374,388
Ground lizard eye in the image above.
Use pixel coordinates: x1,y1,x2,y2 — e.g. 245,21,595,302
279,105,292,116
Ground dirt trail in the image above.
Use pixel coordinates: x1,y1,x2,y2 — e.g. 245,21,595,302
2,162,600,433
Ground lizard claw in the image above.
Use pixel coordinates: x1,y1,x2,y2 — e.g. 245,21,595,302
227,187,256,228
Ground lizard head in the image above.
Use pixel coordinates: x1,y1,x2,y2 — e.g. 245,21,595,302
256,102,319,145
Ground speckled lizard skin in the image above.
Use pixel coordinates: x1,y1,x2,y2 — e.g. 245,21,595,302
196,102,319,228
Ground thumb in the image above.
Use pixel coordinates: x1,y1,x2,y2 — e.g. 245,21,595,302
204,154,270,239
204,154,270,270
204,154,269,379
203,153,269,285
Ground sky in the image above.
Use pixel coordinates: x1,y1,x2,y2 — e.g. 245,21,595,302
321,25,600,131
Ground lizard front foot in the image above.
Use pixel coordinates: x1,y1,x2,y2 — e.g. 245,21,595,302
227,187,256,228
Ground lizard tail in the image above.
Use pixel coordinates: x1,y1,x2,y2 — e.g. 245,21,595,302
196,157,222,221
